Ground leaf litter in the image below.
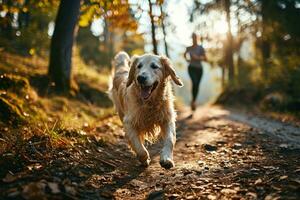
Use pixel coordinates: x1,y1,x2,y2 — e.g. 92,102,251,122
1,108,300,199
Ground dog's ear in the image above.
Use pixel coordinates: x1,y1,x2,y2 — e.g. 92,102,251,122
160,56,184,87
127,55,139,87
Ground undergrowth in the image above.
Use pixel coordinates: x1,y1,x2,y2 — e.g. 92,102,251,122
0,49,115,157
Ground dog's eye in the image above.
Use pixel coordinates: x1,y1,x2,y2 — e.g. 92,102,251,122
151,63,159,69
137,63,142,69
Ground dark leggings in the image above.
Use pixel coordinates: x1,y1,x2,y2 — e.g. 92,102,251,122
188,65,203,101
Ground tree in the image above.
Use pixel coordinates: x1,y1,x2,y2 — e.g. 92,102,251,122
260,0,272,79
78,0,140,66
159,2,169,57
148,0,158,55
0,0,58,55
224,0,235,85
48,0,81,93
190,0,245,87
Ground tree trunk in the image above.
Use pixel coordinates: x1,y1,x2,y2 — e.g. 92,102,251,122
160,4,169,57
222,66,226,88
48,0,81,93
224,0,235,86
1,0,13,39
236,1,242,86
148,0,158,55
18,0,30,29
261,0,271,80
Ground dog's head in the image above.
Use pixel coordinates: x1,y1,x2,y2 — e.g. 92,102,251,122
126,54,183,101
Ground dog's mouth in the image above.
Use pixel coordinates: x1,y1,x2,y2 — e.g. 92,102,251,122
140,81,158,100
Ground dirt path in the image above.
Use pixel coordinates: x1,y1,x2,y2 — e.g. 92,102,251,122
1,106,300,199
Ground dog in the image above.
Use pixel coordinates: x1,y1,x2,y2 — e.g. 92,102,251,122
109,51,183,169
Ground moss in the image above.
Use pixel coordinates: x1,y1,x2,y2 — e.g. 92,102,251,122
0,74,30,95
0,96,25,126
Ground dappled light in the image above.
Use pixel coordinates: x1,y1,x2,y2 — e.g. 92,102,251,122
0,0,299,199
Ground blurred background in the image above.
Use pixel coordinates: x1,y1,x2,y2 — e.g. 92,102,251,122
0,0,299,114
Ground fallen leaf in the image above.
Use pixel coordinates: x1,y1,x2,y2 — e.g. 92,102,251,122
246,192,257,198
271,185,281,191
22,181,47,200
130,179,148,190
293,168,300,173
197,160,205,166
65,185,76,196
263,166,278,170
279,175,288,180
168,193,180,198
233,143,242,150
254,178,262,185
207,194,217,200
115,188,130,195
27,163,43,171
221,188,237,194
265,194,280,200
250,168,260,172
291,179,300,184
47,182,60,194
6,187,20,198
279,143,288,148
79,130,87,135
2,173,17,183
186,195,196,199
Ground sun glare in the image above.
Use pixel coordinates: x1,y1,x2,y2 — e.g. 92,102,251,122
214,19,228,35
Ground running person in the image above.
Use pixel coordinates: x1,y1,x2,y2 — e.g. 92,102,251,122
184,33,207,111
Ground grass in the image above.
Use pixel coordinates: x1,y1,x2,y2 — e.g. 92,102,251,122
0,48,116,156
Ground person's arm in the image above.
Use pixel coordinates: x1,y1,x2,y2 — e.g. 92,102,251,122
201,47,207,61
198,54,207,61
184,48,190,62
190,54,206,61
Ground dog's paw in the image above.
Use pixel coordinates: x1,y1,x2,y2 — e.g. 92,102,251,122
140,158,151,167
137,153,150,167
160,158,174,169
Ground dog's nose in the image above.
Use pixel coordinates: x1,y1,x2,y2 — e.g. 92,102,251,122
137,75,147,84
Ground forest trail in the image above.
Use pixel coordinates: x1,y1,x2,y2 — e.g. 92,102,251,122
1,106,300,200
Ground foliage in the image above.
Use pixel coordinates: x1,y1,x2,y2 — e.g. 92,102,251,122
0,73,29,93
190,0,300,112
0,73,35,126
76,26,144,67
0,0,58,56
80,0,138,31
0,96,24,125
0,0,142,60
76,0,143,67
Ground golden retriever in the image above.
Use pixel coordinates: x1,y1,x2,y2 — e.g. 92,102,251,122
109,51,183,169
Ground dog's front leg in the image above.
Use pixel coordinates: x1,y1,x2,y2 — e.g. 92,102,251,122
160,121,176,169
124,121,150,167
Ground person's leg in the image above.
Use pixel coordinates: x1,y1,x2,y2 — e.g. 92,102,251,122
188,67,196,101
188,67,198,110
192,67,203,101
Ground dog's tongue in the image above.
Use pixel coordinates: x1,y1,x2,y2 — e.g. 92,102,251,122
141,86,152,100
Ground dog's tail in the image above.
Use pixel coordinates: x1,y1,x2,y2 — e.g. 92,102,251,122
108,51,130,100
112,51,130,72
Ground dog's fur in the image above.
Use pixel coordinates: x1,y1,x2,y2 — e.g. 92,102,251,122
109,51,183,169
